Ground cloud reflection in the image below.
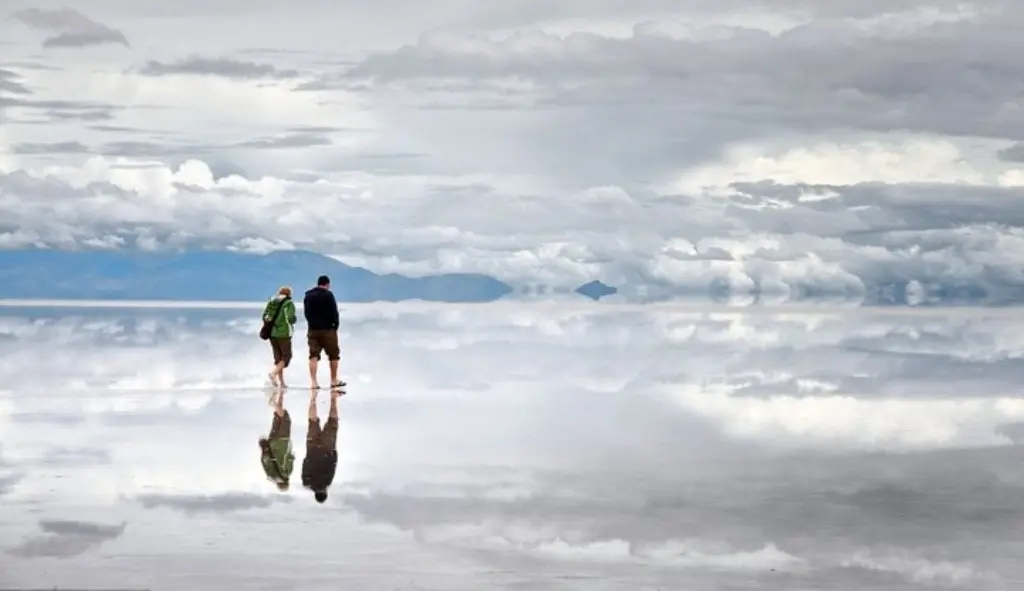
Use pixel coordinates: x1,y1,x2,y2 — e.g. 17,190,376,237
8,519,127,558
0,302,1022,589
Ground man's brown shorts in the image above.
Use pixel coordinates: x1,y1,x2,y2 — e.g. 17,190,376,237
270,409,292,439
270,337,292,367
307,329,340,361
307,416,338,450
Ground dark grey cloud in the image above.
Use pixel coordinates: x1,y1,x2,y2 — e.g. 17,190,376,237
9,0,977,25
9,411,86,426
352,152,427,160
443,0,991,29
997,143,1024,162
0,95,120,123
236,133,333,149
138,56,299,79
0,61,62,71
43,30,128,48
134,492,293,515
0,69,31,95
99,133,333,157
236,47,323,56
40,446,112,466
728,180,1024,234
10,131,336,158
287,125,359,134
293,77,356,92
101,140,175,157
340,3,1024,150
89,124,142,133
203,159,250,179
12,140,91,155
37,519,126,537
8,519,126,558
0,474,22,496
43,108,114,122
13,7,129,48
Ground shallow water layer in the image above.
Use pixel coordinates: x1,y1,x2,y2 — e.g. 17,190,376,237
1,302,1023,590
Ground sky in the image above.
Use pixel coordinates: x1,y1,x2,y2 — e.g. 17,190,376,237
3,1,1024,295
3,302,1024,588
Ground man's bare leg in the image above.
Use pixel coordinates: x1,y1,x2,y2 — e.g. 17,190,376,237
329,388,339,418
329,359,339,386
308,357,320,390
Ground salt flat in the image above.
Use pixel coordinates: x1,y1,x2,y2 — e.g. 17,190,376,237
1,301,1023,590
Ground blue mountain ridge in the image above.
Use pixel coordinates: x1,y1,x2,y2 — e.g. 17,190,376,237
0,249,516,303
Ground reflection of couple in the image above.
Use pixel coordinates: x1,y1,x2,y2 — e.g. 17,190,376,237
259,388,340,503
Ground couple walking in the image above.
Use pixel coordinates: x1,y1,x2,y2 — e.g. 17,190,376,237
262,274,346,391
259,387,340,504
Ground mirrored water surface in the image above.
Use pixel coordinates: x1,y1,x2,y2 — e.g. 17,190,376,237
2,301,1024,590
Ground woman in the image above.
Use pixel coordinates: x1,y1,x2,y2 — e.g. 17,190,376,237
262,286,297,387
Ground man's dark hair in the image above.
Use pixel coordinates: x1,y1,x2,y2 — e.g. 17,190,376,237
314,490,328,503
317,275,330,287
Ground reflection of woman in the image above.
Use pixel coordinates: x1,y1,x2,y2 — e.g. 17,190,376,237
262,286,297,388
259,389,294,491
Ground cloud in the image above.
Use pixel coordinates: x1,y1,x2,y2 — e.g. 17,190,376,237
7,519,126,558
13,8,129,48
0,474,21,496
138,56,300,79
39,446,112,466
4,139,1024,299
264,3,1024,197
3,1,1024,302
12,140,90,154
0,69,30,95
996,142,1024,162
342,5,1021,140
10,133,333,158
0,95,122,123
848,554,983,586
43,31,129,49
235,133,333,149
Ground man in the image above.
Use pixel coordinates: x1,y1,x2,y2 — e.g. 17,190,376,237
303,274,345,390
259,388,294,491
302,388,340,503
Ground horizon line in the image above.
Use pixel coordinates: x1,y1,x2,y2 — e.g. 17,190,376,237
1,298,1023,316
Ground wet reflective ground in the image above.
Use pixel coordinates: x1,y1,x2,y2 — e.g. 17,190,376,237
2,301,1024,590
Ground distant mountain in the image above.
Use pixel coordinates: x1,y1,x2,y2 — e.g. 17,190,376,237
575,280,618,301
0,249,514,303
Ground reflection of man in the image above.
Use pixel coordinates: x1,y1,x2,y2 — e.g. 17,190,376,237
259,388,294,491
302,389,339,503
